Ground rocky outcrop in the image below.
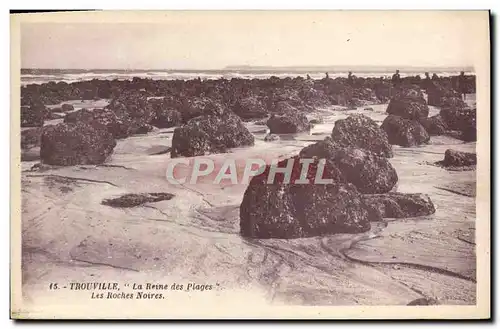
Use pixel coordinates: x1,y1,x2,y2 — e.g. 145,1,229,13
240,156,371,239
40,122,116,166
331,114,393,158
363,193,436,219
264,134,280,142
266,109,310,134
437,149,477,167
61,103,75,112
300,137,398,194
21,127,43,149
386,97,429,121
21,103,49,127
231,96,268,120
418,114,448,136
171,112,254,158
148,98,183,128
381,115,430,147
440,106,476,142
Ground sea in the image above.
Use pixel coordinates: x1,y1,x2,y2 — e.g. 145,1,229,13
20,69,472,86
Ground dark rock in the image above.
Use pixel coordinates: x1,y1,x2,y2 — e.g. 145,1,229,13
21,103,49,127
427,82,460,107
418,114,448,136
331,114,393,158
309,118,324,124
240,156,371,239
440,107,476,142
386,98,430,121
21,127,43,149
102,192,174,208
363,192,436,219
61,103,75,112
407,298,440,306
437,149,477,167
171,112,254,158
364,107,374,111
148,98,182,128
300,138,398,194
381,115,430,147
266,109,310,134
64,108,133,139
264,134,280,142
40,122,116,166
231,96,268,120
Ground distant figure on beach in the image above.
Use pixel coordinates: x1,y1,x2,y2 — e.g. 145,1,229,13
348,71,353,83
325,72,329,79
432,73,439,80
458,71,467,101
306,74,311,80
423,72,432,91
391,69,401,86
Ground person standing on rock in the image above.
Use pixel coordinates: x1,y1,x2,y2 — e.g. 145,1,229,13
432,73,439,80
391,69,401,86
423,72,432,92
325,72,330,79
458,71,468,101
348,71,354,85
306,74,311,80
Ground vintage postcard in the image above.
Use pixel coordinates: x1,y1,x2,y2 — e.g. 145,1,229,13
10,10,490,319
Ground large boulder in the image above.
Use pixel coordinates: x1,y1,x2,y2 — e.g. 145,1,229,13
418,114,448,136
363,193,436,219
300,137,398,194
240,156,371,239
331,114,393,158
148,98,182,128
231,96,268,120
266,109,310,134
171,112,254,158
21,127,42,150
381,115,430,147
40,122,116,166
21,103,49,127
427,82,460,107
440,106,476,142
386,98,430,121
438,149,477,167
64,108,136,139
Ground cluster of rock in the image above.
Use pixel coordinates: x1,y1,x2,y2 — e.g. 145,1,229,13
381,84,476,146
240,114,436,239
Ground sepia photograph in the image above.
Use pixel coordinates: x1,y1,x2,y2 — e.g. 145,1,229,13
10,10,490,319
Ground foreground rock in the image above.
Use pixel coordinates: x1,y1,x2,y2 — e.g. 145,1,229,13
363,193,436,219
40,122,116,166
437,149,477,167
300,137,398,194
171,112,254,158
331,114,393,158
381,115,430,147
266,109,310,134
102,193,174,208
240,156,371,239
418,114,448,136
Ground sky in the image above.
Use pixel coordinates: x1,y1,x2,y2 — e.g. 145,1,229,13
18,11,489,70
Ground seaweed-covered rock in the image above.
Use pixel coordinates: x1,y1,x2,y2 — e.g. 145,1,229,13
171,112,254,158
148,98,183,128
418,114,448,136
61,103,75,112
21,127,43,149
240,156,371,239
266,109,310,134
231,96,268,120
386,98,430,121
40,122,116,166
437,149,477,167
300,138,398,194
21,103,49,127
440,106,476,142
331,114,393,157
381,115,430,147
102,192,174,208
264,133,280,142
363,193,436,219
